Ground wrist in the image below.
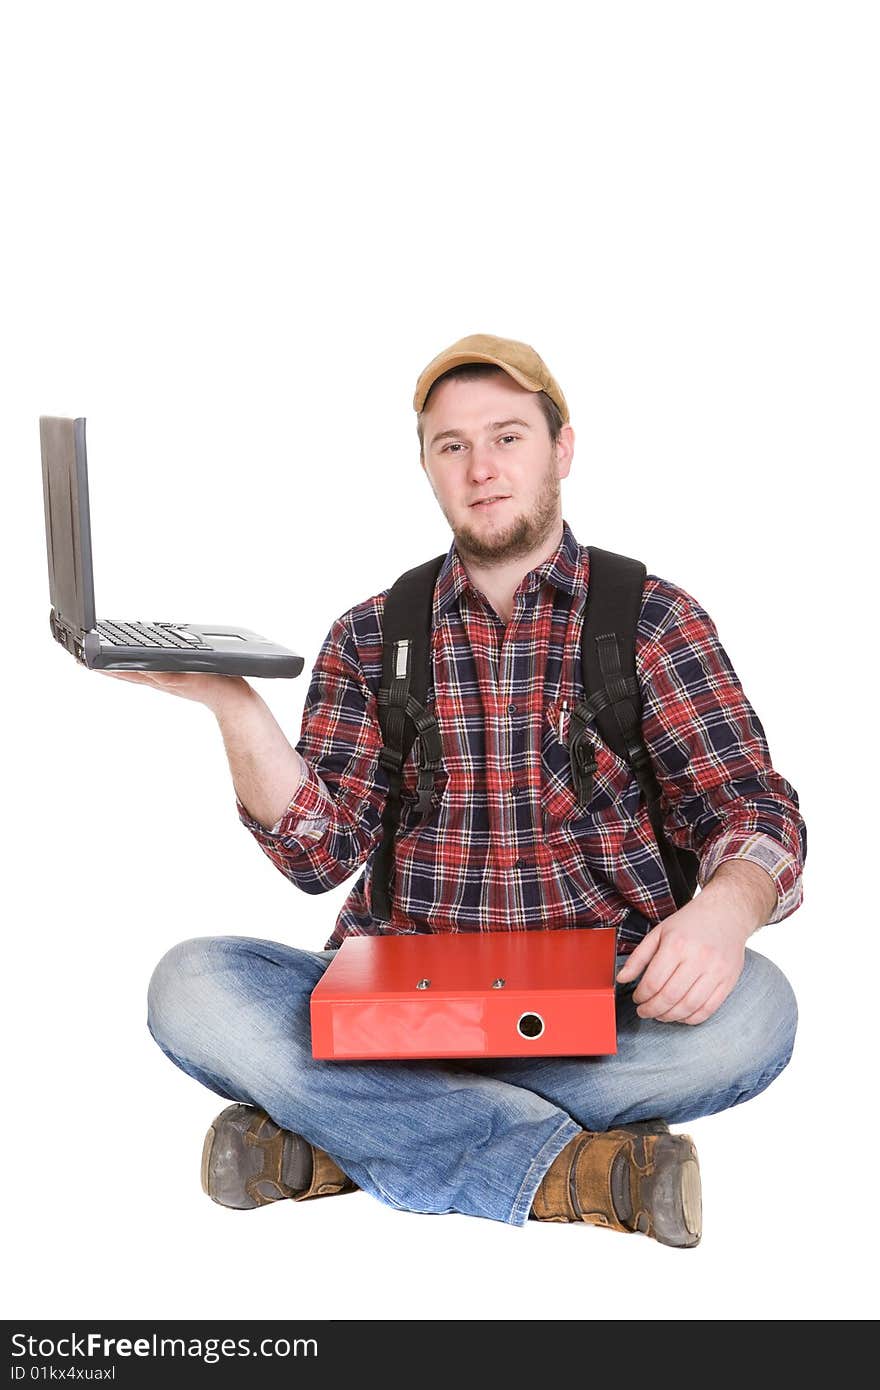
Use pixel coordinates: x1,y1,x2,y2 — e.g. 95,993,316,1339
209,676,258,723
700,859,778,935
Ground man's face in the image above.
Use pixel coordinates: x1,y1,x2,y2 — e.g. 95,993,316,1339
420,374,574,565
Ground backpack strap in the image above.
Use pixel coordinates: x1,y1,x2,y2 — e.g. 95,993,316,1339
576,546,699,911
372,555,445,923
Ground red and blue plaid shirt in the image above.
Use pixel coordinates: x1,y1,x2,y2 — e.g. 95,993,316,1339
238,521,806,954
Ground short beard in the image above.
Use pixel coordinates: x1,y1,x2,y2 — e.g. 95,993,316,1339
449,457,562,566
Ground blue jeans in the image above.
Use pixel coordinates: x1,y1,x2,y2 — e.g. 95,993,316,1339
146,935,798,1226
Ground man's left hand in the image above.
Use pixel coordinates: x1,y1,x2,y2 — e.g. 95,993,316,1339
615,892,756,1025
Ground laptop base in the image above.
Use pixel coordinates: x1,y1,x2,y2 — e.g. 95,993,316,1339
50,610,304,678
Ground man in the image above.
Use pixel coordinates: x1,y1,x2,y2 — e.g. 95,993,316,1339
110,334,805,1248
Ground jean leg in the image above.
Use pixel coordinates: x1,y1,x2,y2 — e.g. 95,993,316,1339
146,935,580,1226
463,948,798,1130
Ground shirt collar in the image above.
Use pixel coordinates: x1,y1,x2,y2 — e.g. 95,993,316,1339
433,518,587,622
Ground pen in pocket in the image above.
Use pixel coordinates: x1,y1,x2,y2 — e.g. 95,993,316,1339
558,698,569,743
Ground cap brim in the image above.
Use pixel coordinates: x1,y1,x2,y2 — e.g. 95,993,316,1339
413,352,542,412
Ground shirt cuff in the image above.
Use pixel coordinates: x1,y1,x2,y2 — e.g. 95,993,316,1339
236,769,334,847
697,830,802,925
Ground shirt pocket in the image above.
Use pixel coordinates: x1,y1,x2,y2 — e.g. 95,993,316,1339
540,696,638,843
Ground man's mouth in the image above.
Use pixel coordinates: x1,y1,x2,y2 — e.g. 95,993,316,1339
470,496,510,508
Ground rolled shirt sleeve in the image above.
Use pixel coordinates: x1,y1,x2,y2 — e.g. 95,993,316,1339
236,769,334,846
638,583,807,925
696,828,801,924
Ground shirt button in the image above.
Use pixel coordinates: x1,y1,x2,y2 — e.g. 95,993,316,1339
514,857,526,869
507,702,518,715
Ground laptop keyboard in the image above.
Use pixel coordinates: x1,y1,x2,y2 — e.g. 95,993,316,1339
97,620,212,649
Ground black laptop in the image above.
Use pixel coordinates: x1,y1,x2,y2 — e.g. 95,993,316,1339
40,416,304,677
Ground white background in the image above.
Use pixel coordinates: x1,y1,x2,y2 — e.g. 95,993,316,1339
2,0,876,1323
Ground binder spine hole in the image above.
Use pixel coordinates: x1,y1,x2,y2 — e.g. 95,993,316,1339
517,1012,545,1040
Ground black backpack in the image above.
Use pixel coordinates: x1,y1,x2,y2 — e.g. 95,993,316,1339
373,546,699,923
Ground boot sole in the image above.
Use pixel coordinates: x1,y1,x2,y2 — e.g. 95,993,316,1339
200,1116,267,1209
200,1115,281,1209
681,1158,702,1238
200,1124,218,1201
201,1122,257,1207
200,1105,315,1208
641,1136,702,1247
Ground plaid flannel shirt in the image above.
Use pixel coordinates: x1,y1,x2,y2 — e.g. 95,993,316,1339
237,521,806,954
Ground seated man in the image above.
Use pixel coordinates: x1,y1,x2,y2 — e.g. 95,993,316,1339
106,333,805,1249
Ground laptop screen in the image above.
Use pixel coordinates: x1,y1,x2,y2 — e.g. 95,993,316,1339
40,416,97,634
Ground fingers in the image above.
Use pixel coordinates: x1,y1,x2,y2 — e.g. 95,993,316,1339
679,978,732,1026
615,925,662,983
632,959,698,1019
646,969,718,1023
629,936,687,1008
97,670,155,683
93,667,238,713
618,908,746,1025
97,668,199,692
632,968,734,1025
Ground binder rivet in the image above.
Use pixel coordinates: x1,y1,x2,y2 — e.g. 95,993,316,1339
416,978,431,990
491,978,506,989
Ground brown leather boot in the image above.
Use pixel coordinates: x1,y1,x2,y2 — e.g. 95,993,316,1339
531,1125,701,1247
201,1104,358,1210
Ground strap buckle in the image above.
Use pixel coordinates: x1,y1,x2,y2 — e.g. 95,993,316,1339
378,746,404,775
409,767,437,816
624,739,652,776
570,732,599,806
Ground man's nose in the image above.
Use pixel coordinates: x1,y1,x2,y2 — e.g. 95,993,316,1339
467,444,499,481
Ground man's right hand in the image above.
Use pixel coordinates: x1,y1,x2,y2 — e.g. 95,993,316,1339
96,667,307,831
97,668,250,716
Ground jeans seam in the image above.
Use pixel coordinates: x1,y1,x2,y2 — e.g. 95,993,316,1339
739,1045,796,1102
367,1170,434,1213
507,1117,583,1227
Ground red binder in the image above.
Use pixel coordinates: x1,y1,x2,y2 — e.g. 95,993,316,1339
310,927,618,1060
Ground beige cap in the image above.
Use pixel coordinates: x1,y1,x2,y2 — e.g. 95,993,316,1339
413,333,569,423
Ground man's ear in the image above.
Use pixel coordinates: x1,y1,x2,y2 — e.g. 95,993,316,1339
556,423,575,479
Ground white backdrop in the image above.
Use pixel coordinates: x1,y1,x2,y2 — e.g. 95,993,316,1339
2,0,875,1322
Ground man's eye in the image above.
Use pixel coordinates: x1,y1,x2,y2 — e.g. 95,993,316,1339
439,435,518,453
